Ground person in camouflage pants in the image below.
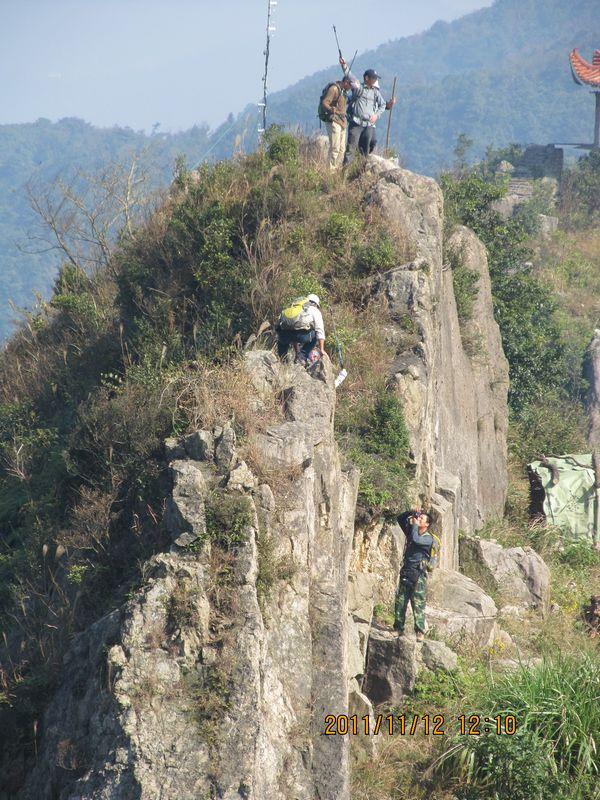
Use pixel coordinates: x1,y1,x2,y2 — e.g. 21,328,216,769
394,571,428,636
394,510,439,640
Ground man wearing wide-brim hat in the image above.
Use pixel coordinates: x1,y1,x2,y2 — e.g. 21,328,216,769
340,57,395,164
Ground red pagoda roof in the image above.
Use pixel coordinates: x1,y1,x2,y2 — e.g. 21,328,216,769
570,48,600,89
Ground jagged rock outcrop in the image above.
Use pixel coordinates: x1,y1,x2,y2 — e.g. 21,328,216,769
349,158,507,692
460,535,550,611
21,155,512,800
21,355,359,800
425,569,498,647
364,159,509,568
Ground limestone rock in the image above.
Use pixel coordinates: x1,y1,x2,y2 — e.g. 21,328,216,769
348,572,377,624
426,569,498,647
227,460,256,492
183,429,214,461
348,683,377,760
363,626,418,705
164,460,207,548
421,640,458,673
459,536,550,611
215,422,237,471
366,159,509,569
165,436,185,460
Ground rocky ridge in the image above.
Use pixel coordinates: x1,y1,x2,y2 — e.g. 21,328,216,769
20,155,527,800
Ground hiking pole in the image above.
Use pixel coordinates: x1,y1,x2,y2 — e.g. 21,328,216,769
329,312,348,388
333,25,343,60
385,76,397,153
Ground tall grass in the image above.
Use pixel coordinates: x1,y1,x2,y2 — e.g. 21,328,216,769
434,653,600,799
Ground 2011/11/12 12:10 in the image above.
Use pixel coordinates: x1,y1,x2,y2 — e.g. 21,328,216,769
322,714,518,736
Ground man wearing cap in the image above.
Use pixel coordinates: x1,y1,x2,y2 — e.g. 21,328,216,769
276,294,326,365
340,57,395,164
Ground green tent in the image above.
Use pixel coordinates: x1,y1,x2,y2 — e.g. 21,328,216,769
528,454,598,544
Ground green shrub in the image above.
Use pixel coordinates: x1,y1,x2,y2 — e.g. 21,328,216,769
451,257,479,326
205,491,253,549
342,392,412,512
508,394,588,466
264,126,299,165
480,654,600,777
435,653,600,799
364,394,410,460
450,729,564,800
256,531,295,606
322,212,362,256
441,171,569,411
354,232,397,275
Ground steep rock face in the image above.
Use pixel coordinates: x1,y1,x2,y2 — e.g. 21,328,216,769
21,356,358,800
366,159,509,564
349,158,506,687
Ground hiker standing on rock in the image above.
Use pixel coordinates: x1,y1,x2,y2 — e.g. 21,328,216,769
276,294,325,365
319,73,354,170
340,57,395,164
394,510,440,641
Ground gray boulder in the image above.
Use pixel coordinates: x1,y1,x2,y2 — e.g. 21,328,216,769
421,640,458,673
164,460,208,548
459,536,550,611
426,569,498,647
363,626,418,705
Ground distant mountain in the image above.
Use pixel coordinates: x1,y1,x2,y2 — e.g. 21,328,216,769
208,0,599,174
0,119,211,340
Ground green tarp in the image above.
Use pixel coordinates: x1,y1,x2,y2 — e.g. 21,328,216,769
528,454,597,544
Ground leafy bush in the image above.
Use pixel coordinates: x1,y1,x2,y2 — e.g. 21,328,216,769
264,126,299,165
451,257,479,326
451,729,564,800
205,491,253,549
508,392,588,465
341,391,412,512
442,170,569,411
321,212,362,257
560,150,600,228
354,232,397,275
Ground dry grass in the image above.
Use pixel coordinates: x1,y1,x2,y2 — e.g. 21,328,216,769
351,730,454,800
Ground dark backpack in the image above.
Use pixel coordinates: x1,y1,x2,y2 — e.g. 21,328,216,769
318,82,341,122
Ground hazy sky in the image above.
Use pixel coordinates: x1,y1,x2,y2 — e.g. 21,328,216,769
1,0,493,132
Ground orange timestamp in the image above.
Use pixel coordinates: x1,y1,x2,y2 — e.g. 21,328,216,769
322,713,517,737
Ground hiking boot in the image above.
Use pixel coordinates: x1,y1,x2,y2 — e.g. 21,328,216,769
415,631,425,642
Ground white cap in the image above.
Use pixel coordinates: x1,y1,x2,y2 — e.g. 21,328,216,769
307,293,321,307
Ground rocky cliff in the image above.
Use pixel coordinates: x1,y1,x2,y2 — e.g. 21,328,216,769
18,156,510,800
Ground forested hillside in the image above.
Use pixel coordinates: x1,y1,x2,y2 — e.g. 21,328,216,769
208,0,599,172
0,118,210,340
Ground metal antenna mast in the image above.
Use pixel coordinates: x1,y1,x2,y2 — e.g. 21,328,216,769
259,0,277,135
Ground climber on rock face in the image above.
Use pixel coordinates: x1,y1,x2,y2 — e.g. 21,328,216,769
394,509,440,641
276,293,326,366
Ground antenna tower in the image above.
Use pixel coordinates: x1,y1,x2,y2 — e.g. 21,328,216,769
259,0,278,135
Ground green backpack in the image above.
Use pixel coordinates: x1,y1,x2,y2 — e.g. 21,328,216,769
278,297,313,331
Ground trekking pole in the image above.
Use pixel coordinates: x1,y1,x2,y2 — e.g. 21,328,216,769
385,76,397,153
333,25,343,60
329,313,348,388
348,49,358,73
